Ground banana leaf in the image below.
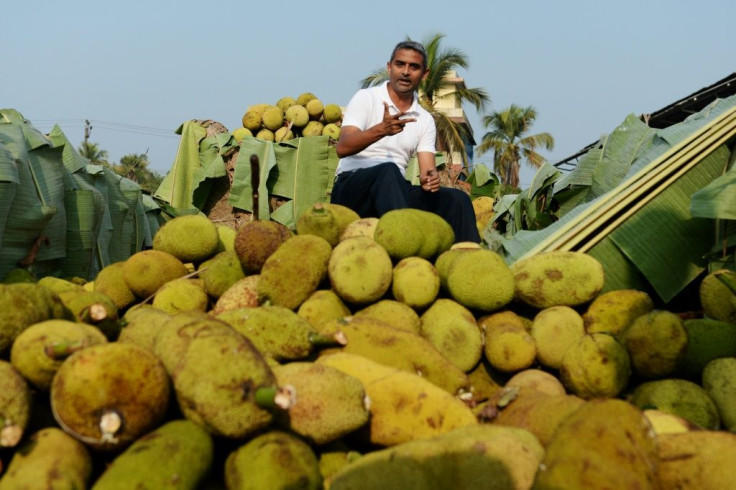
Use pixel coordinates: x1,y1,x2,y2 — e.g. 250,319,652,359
153,121,209,212
229,138,278,220
690,150,736,219
468,163,499,199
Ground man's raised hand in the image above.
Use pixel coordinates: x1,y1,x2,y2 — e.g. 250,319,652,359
381,102,415,135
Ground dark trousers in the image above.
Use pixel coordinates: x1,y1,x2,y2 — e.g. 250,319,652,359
330,162,481,243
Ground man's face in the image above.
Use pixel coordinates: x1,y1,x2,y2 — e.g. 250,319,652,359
386,48,427,96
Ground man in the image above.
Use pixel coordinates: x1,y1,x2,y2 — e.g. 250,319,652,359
330,40,481,243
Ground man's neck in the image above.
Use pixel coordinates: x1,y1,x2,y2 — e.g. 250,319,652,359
386,85,415,112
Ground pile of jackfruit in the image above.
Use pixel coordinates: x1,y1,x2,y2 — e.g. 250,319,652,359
1,203,736,489
233,92,343,143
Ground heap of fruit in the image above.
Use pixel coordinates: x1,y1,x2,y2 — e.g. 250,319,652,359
232,92,344,143
1,203,736,489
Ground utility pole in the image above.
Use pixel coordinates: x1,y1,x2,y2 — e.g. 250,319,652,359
84,119,92,145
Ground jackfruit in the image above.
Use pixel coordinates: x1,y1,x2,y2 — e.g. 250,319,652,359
116,304,172,352
258,234,332,310
323,103,343,124
484,323,537,373
419,298,483,372
318,316,470,395
322,123,341,140
465,358,504,404
391,256,440,310
297,202,343,246
504,368,567,397
296,92,318,106
302,120,324,137
152,277,209,314
317,352,477,447
210,275,260,316
340,216,378,241
297,289,352,330
153,214,220,264
699,269,736,323
559,332,631,399
90,419,214,490
583,288,654,336
678,317,736,379
2,267,35,283
531,305,586,369
471,195,495,235
276,96,297,111
232,126,253,142
261,105,284,131
233,219,292,274
10,319,107,391
197,250,246,299
0,282,67,353
445,248,515,312
629,378,720,430
306,98,324,120
123,249,189,299
326,424,544,490
225,431,322,490
0,427,92,490
621,310,688,379
50,342,171,450
256,128,275,141
353,299,422,334
511,250,605,309
285,104,310,128
56,288,121,339
702,357,736,431
328,236,393,306
272,362,369,445
534,398,658,489
93,262,137,311
0,360,31,448
242,110,262,131
374,208,453,261
657,431,736,489
274,125,294,142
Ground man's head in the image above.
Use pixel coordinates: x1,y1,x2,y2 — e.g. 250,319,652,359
386,41,429,97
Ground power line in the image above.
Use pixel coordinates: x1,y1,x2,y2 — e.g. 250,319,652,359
29,118,180,139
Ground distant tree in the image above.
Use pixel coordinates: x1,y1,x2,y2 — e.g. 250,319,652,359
476,105,554,189
360,32,490,168
114,153,163,193
77,141,109,165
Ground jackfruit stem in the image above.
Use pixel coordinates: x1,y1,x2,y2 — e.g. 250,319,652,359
254,385,296,411
44,340,86,360
81,303,109,324
308,330,348,348
0,424,23,448
99,410,122,443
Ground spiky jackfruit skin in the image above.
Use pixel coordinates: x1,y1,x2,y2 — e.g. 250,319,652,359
50,342,171,450
272,362,369,445
297,289,352,330
0,427,92,490
276,96,297,111
445,249,515,312
472,195,495,235
0,282,67,353
296,203,342,246
700,269,736,323
296,92,318,106
1,267,36,283
326,424,543,490
302,120,324,137
322,123,341,141
117,305,172,352
702,357,736,431
93,261,136,310
0,360,31,448
318,316,470,395
274,126,294,142
306,98,324,120
285,104,310,128
323,103,343,124
328,236,393,306
324,202,360,236
629,378,720,430
353,299,421,334
484,324,537,373
531,305,586,369
559,333,631,399
216,305,323,361
215,224,238,252
123,249,189,299
340,217,378,241
197,250,246,299
153,214,220,264
258,234,332,310
210,275,260,316
375,208,454,261
392,256,440,310
534,399,658,490
657,431,736,489
511,250,605,309
166,324,278,439
90,419,214,490
621,310,688,379
225,431,322,490
318,352,477,447
505,368,567,396
256,128,275,141
10,319,107,391
261,105,284,131
419,298,482,372
583,288,655,336
152,278,209,314
233,220,292,274
231,127,253,142
242,110,262,131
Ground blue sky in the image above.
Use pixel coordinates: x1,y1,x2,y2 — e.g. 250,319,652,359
5,0,734,187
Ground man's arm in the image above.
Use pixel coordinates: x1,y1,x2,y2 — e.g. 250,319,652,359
417,151,440,193
336,102,416,158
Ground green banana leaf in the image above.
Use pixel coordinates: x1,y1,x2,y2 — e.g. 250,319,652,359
229,137,279,220
468,163,499,199
690,154,736,219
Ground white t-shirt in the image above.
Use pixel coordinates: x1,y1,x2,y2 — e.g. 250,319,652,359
336,82,436,177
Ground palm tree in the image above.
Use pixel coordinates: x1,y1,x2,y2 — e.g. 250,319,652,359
115,152,163,193
361,33,490,169
476,105,554,190
78,141,109,165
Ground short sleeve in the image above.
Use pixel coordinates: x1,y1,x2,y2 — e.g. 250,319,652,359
340,89,373,130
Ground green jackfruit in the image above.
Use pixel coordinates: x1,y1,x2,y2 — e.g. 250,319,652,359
702,357,736,431
261,105,284,131
93,261,137,310
353,299,422,334
225,431,322,490
123,249,189,299
57,288,121,339
233,219,292,274
90,419,214,490
197,250,246,299
210,275,260,316
152,277,209,314
657,431,736,490
583,288,655,336
297,289,352,330
117,304,172,352
621,310,688,379
392,256,440,310
153,214,220,263
0,282,67,353
0,360,32,448
679,318,736,379
419,298,482,372
328,236,393,306
559,333,631,399
374,208,453,261
531,305,586,370
446,248,515,312
629,378,720,430
699,269,736,323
